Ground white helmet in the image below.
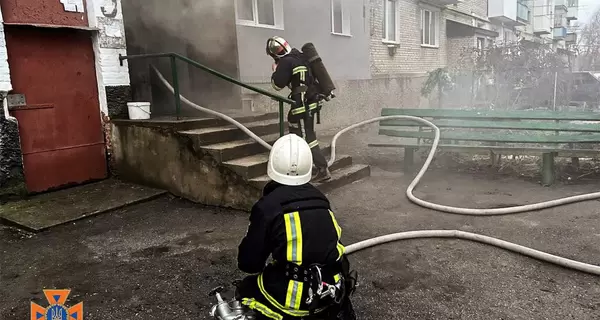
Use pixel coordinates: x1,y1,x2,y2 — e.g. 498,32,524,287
267,134,313,186
266,36,292,59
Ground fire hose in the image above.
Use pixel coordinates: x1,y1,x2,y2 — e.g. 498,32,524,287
153,66,600,276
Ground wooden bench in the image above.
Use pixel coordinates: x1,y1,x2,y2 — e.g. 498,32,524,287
368,108,600,186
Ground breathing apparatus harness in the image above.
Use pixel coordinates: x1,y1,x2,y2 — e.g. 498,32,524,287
266,38,337,125
282,258,358,316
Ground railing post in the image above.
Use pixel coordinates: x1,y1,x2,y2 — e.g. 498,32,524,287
279,101,285,137
170,55,181,120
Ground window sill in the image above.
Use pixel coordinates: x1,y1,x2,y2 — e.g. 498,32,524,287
382,40,400,46
236,20,284,30
331,32,352,38
421,44,439,49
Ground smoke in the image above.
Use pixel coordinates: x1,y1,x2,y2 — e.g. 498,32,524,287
121,0,242,113
124,0,235,59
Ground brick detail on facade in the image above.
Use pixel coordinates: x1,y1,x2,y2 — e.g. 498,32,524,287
87,0,130,116
369,0,447,75
0,113,25,201
447,36,476,68
448,0,489,20
0,6,24,200
106,85,132,118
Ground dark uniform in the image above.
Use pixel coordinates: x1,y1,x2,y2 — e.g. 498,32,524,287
236,180,355,320
271,48,329,171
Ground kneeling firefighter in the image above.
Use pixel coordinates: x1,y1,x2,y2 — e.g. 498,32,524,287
235,133,358,320
266,36,336,182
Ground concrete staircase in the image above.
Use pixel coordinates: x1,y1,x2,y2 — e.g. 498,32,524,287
110,111,370,211
178,112,371,194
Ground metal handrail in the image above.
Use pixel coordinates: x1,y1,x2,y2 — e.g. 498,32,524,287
119,52,293,136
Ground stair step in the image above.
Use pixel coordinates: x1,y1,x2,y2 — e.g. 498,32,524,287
120,112,279,131
201,134,281,162
223,141,335,180
179,119,282,145
247,154,355,188
223,153,271,180
314,164,371,193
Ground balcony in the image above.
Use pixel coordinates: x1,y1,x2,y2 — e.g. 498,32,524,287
426,0,461,5
553,26,567,39
534,15,552,35
517,2,530,23
488,0,525,26
554,0,567,11
565,32,577,43
566,0,578,20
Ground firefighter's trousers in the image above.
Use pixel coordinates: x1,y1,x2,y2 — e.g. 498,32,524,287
287,105,328,170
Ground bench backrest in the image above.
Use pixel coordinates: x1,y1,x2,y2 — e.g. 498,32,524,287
378,108,600,145
381,108,600,121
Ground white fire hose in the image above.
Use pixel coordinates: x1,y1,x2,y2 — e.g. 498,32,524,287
154,66,600,276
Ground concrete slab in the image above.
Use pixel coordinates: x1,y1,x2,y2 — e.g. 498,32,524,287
0,179,167,232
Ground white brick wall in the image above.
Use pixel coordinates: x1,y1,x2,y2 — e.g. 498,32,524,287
450,0,488,19
86,0,130,115
0,6,12,93
447,36,476,68
369,0,447,75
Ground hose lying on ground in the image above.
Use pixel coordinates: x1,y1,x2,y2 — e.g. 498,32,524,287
153,67,600,276
343,230,600,276
329,116,600,216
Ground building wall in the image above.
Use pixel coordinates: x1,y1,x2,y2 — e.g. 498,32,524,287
121,0,242,117
0,0,130,198
236,0,371,83
0,5,11,92
86,0,131,119
370,0,447,75
449,0,489,19
447,36,475,68
0,0,88,26
0,4,23,200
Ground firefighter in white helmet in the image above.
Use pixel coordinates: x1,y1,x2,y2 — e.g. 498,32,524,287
235,134,357,320
265,36,331,182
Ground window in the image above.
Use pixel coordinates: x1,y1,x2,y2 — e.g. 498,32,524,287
477,37,485,55
383,0,397,42
236,0,282,28
331,0,351,35
421,8,439,47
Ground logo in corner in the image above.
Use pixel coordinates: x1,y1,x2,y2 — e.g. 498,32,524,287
31,289,83,320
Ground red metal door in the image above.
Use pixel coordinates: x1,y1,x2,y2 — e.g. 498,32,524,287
6,26,107,193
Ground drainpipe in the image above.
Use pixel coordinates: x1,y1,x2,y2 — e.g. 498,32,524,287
1,92,16,122
1,92,15,122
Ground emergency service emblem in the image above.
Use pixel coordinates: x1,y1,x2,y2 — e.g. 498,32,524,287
30,289,83,320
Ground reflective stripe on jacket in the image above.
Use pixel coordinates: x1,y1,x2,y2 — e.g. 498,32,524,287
237,181,346,316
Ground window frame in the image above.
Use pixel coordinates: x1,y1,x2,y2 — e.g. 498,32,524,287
235,0,284,30
382,0,399,44
420,6,440,48
331,0,352,37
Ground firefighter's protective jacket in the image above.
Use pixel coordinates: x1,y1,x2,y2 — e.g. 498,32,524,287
237,180,346,317
271,49,320,113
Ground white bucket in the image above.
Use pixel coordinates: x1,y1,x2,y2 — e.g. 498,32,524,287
127,102,151,120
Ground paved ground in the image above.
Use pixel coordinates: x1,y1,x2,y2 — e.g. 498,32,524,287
2,130,600,319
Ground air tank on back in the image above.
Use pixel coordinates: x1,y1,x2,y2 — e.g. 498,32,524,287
301,42,336,99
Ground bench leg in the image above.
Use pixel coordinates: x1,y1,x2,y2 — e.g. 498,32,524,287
490,151,501,167
541,152,556,186
571,157,580,169
404,147,416,173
